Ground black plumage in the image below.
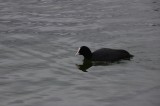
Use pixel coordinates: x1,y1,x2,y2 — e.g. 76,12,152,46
76,46,133,62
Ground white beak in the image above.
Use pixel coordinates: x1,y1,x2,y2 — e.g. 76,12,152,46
75,47,80,56
75,52,79,56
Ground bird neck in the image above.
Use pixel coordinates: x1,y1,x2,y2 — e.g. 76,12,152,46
83,52,92,60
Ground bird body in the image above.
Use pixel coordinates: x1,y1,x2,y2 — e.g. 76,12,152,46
76,46,133,62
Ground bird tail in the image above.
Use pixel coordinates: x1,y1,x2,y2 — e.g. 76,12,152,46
130,54,134,58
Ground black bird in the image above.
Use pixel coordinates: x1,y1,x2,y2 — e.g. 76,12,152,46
76,46,133,62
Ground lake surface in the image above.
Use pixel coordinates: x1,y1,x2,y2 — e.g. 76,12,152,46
0,0,160,106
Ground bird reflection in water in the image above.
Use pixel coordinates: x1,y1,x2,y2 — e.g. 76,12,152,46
76,59,111,72
76,58,133,72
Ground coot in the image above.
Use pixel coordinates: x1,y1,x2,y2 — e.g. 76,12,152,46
76,46,133,62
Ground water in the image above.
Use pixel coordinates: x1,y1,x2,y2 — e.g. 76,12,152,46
0,0,160,106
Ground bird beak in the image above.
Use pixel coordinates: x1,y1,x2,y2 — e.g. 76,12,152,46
75,52,79,56
75,47,80,56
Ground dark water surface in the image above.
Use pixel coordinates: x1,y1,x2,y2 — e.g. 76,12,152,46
0,0,160,106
